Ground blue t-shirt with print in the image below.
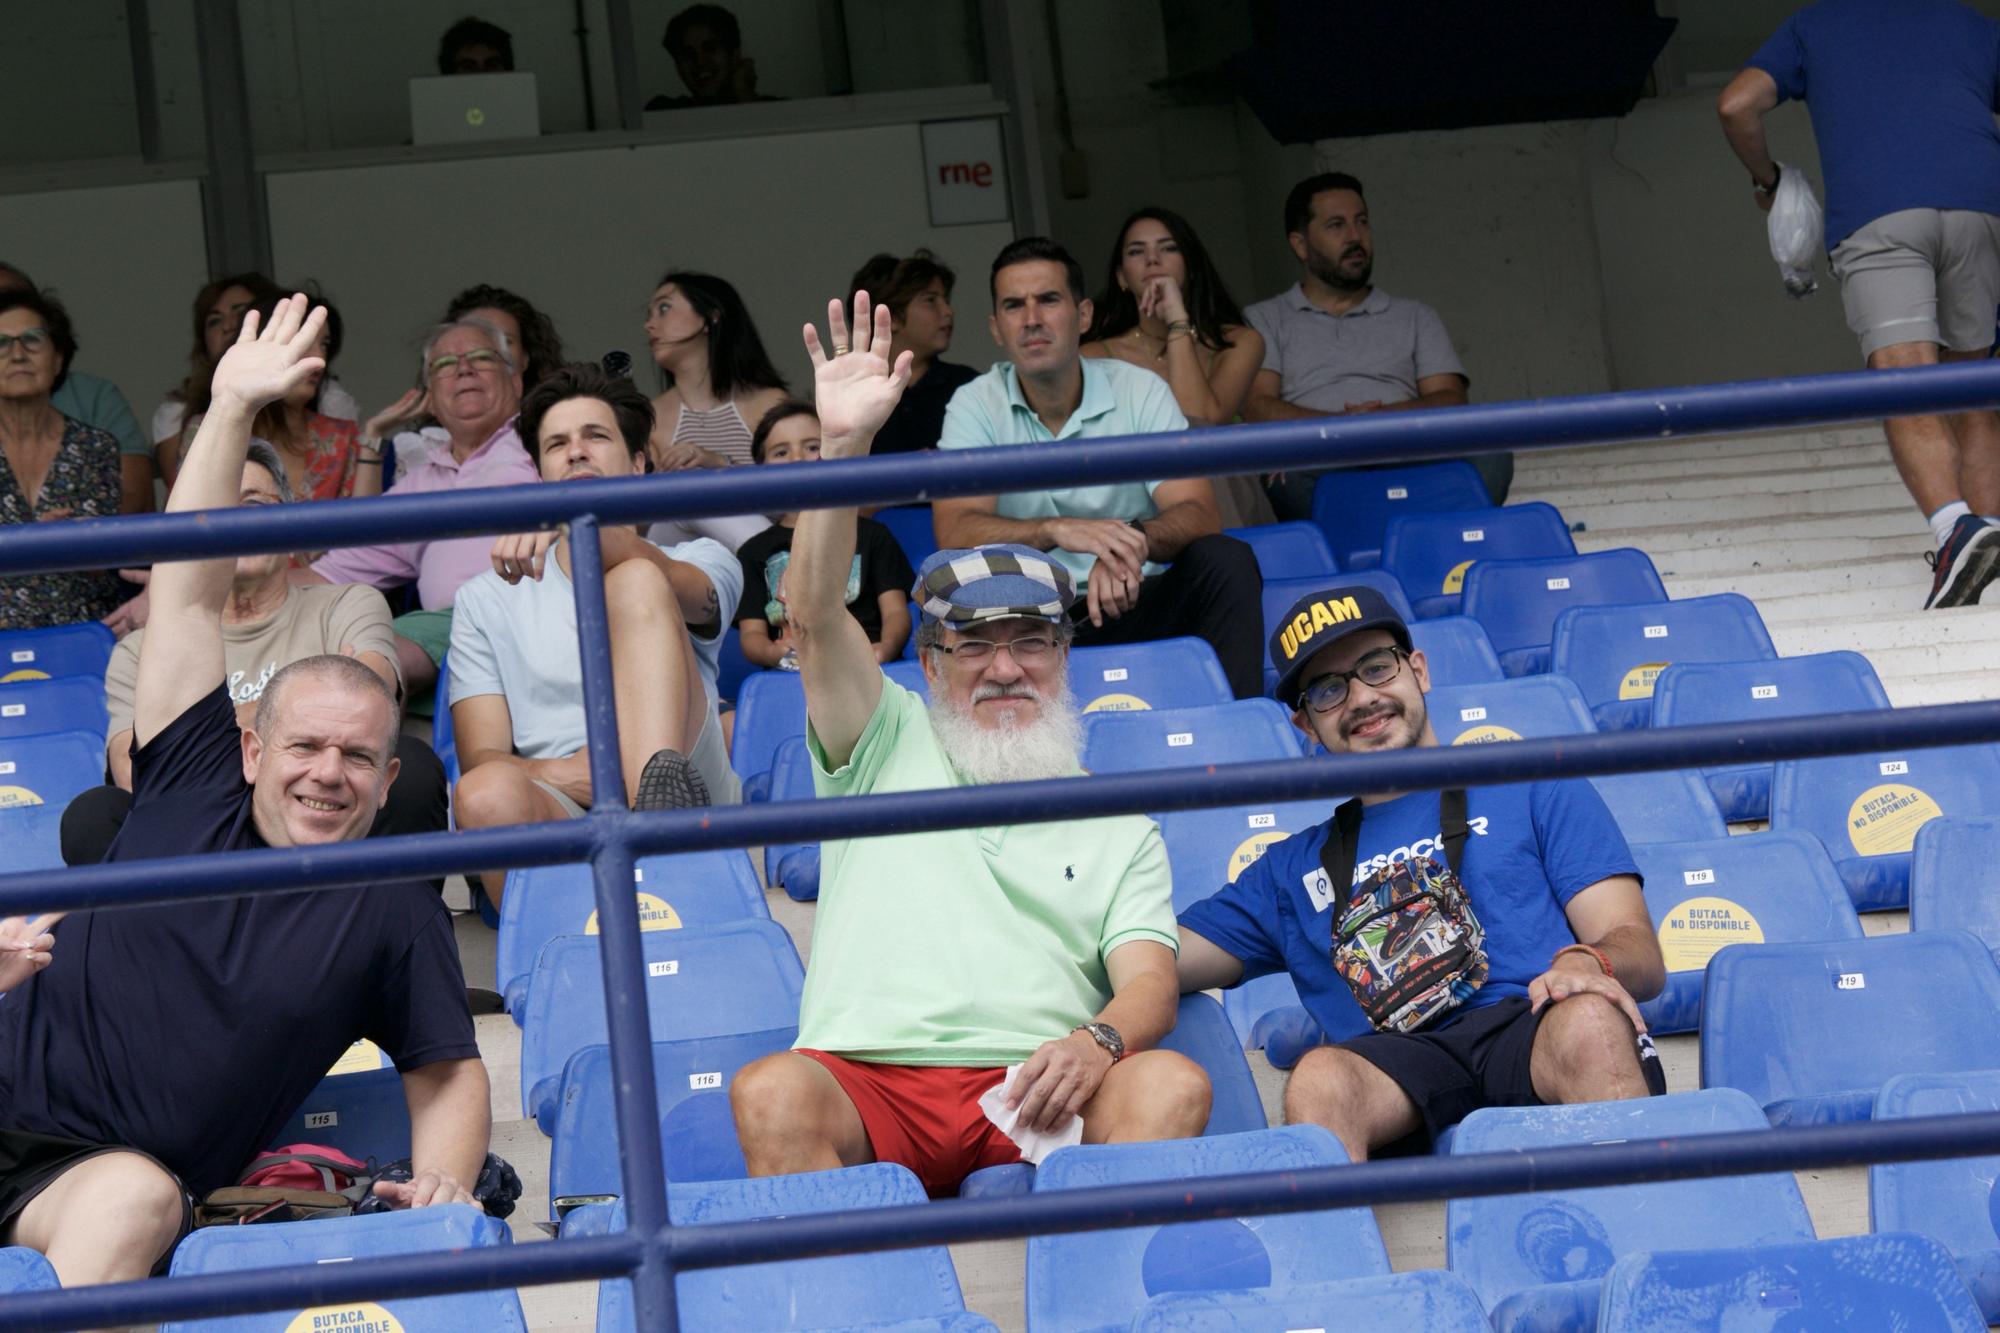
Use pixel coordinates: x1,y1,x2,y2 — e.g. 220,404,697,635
1748,0,2000,247
1178,780,1639,1041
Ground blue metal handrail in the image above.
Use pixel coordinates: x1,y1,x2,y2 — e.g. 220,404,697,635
1,361,1997,1331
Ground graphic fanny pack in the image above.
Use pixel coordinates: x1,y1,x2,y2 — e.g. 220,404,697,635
1322,789,1489,1034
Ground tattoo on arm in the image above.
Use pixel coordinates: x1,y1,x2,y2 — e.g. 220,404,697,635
690,584,721,635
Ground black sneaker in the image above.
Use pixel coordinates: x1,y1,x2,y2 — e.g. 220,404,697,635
1924,514,2000,609
633,748,711,812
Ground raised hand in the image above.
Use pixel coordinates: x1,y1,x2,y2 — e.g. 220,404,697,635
803,293,912,457
211,293,329,418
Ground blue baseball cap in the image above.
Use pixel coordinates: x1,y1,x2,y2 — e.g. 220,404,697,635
1269,584,1412,708
912,543,1078,626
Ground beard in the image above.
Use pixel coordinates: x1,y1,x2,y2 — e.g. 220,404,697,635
1335,695,1426,752
928,677,1084,785
1307,244,1374,293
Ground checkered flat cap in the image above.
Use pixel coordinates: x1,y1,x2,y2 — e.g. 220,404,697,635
913,544,1077,625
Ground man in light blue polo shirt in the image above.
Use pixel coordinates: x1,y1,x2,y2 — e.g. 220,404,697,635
933,237,1263,699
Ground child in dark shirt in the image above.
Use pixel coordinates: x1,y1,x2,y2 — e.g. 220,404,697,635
736,401,915,668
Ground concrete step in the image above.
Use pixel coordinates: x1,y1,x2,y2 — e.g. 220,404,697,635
1771,610,2000,657
1886,671,2000,707
1515,423,1885,474
1527,442,1894,492
1578,531,1928,578
1661,555,1921,602
1534,462,1902,508
1558,482,1915,533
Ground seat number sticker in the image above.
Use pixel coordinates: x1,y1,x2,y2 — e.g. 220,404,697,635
1461,529,1485,542
0,763,14,775
1644,625,1668,638
1683,868,1714,885
1167,732,1193,747
1546,577,1571,590
1836,973,1865,990
689,1071,722,1090
1102,667,1129,682
304,1111,338,1129
1386,487,1408,499
648,960,679,978
1459,706,1487,721
1879,760,1908,776
1752,685,1778,699
8,652,30,663
1248,812,1276,828
0,705,20,717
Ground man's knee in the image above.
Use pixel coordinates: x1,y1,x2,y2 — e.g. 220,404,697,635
729,1053,832,1144
605,558,680,624
25,1153,184,1278
1283,1045,1364,1125
1117,1050,1212,1138
1536,993,1643,1095
60,784,133,867
1869,339,1941,370
451,762,540,830
1180,534,1262,596
382,735,449,837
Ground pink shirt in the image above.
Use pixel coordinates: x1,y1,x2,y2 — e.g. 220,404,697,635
312,420,539,610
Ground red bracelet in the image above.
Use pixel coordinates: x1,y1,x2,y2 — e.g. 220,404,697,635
1552,943,1614,979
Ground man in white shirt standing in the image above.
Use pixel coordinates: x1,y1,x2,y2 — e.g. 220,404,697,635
449,363,742,905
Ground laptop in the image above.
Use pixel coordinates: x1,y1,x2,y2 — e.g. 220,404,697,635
409,72,540,146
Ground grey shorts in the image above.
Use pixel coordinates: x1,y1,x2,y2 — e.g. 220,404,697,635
529,702,740,814
1830,208,2000,357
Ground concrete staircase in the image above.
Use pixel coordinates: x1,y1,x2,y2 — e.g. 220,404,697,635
467,422,2000,1330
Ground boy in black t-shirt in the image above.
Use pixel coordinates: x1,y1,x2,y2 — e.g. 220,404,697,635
737,401,915,668
0,296,488,1290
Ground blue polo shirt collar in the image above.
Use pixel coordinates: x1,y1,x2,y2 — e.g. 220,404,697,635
1000,360,1118,439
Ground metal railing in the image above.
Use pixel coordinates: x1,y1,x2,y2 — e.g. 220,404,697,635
0,360,1998,1330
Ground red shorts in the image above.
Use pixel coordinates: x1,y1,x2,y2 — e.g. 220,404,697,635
796,1049,1023,1197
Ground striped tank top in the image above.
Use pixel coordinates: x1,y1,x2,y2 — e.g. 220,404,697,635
673,399,754,468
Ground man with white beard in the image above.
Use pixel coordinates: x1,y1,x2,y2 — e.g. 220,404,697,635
729,293,1211,1197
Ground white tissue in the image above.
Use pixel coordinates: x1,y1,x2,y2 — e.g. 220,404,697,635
978,1064,1084,1164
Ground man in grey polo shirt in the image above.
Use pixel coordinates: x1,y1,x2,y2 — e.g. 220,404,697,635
1243,172,1510,520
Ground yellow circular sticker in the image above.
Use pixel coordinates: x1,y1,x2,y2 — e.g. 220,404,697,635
1451,725,1522,745
1846,783,1944,857
1617,662,1671,701
1442,560,1474,594
284,1303,404,1333
326,1038,386,1076
1082,693,1150,713
0,669,48,683
585,892,683,935
1657,896,1764,973
0,785,43,808
1226,832,1289,883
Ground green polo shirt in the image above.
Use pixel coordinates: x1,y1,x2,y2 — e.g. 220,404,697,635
937,358,1189,583
796,680,1178,1066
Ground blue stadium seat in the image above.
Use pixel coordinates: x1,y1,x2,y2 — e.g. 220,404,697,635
431,650,459,789
1446,1089,1815,1331
875,503,940,571
0,621,114,682
1550,592,1777,731
1632,832,1863,1035
763,734,821,900
495,847,768,1012
1309,460,1492,570
1460,549,1668,677
1080,699,1302,775
161,1205,524,1332
270,1062,410,1165
1069,638,1232,714
0,675,107,741
1589,769,1729,845
730,669,807,802
568,1164,976,1332
1224,521,1340,580
1425,675,1597,745
1872,1070,2000,1322
1596,1233,1984,1333
517,920,805,1124
0,1246,57,1295
0,728,107,871
715,625,754,703
1220,970,1351,1064
1769,744,2000,910
1382,502,1576,619
548,1027,796,1213
1128,1270,1491,1331
1260,572,1416,696
1157,799,1329,913
1701,930,2000,1126
1026,1126,1390,1333
1409,615,1506,686
1912,816,2000,959
1650,651,1891,822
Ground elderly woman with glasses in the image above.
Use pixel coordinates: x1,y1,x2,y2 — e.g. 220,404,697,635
0,288,125,629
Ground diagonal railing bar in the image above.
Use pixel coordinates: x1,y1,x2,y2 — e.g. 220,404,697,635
2,702,1996,920
0,360,1994,579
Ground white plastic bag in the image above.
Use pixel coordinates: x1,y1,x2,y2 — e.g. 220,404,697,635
1766,161,1823,299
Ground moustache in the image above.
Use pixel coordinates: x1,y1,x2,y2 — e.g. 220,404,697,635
1342,702,1401,737
972,682,1040,703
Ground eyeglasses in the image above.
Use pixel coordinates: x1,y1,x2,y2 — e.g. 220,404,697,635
1301,646,1407,713
427,348,506,379
0,329,50,357
932,633,1059,665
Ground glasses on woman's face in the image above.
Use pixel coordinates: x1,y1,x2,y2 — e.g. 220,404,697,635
0,329,50,358
428,348,505,380
933,633,1059,666
1301,645,1407,713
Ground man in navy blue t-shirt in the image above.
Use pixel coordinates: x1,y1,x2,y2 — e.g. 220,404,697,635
1720,0,2000,610
0,296,488,1289
1177,586,1666,1159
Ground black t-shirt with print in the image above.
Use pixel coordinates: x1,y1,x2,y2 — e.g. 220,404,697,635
737,516,916,645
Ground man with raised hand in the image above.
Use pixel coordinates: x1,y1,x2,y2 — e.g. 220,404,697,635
0,295,488,1289
1177,585,1665,1163
729,293,1210,1198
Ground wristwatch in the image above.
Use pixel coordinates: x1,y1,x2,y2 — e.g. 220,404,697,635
1073,1021,1125,1063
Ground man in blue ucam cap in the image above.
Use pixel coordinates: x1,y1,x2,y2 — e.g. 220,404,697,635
1176,584,1667,1160
729,293,1209,1198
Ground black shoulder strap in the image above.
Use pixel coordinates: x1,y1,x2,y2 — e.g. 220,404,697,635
1440,788,1470,877
1320,789,1470,891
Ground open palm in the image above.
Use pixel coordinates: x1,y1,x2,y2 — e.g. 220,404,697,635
803,293,912,456
211,292,329,417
